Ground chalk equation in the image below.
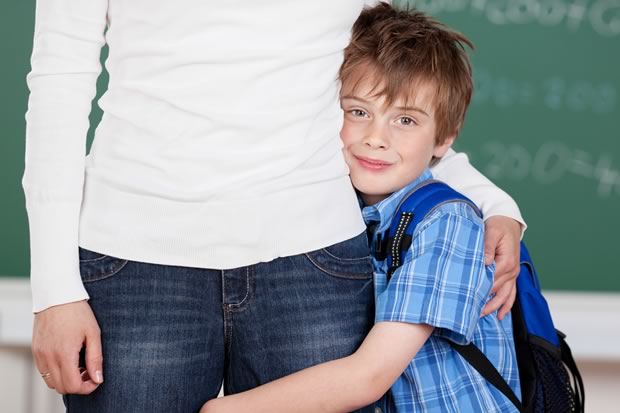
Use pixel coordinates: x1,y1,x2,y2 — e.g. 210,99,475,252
471,141,620,198
399,0,620,37
472,67,617,113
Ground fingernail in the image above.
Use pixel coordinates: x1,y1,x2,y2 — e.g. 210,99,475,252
96,370,103,383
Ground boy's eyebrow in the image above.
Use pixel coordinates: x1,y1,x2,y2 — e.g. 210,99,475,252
394,105,430,117
341,95,430,117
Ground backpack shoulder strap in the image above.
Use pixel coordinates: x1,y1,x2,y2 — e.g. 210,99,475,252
451,343,525,412
377,180,480,279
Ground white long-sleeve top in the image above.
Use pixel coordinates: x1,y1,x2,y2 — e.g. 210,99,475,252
24,0,524,312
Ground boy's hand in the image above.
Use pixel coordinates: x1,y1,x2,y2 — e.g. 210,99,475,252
481,216,522,319
200,400,214,413
200,398,233,413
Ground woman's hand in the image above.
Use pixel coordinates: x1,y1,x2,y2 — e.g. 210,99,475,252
32,300,104,394
481,216,522,319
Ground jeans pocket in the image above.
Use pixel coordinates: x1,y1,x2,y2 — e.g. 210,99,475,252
304,231,373,280
78,247,129,283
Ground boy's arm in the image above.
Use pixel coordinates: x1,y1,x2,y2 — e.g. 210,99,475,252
431,148,524,318
202,322,433,413
204,203,490,413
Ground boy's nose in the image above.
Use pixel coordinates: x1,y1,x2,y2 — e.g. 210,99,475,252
363,131,389,149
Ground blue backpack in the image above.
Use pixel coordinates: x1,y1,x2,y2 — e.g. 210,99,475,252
371,180,585,413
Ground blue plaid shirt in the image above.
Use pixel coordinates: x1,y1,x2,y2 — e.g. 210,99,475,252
364,170,521,413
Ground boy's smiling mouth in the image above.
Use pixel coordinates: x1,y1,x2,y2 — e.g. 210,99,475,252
354,155,394,170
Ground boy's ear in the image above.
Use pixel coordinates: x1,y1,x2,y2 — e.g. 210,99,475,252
433,132,457,158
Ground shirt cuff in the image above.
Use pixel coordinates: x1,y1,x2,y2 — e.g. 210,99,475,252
26,202,89,312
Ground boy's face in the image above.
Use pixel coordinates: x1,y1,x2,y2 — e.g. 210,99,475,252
340,78,455,205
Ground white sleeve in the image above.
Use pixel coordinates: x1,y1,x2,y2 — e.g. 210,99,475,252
23,0,108,312
431,148,527,232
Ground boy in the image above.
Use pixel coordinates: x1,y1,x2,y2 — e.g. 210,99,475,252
202,3,520,412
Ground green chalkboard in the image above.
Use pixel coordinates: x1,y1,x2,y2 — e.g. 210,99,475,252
2,1,36,279
2,1,619,292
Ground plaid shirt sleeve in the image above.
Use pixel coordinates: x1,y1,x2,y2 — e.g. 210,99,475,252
375,203,493,345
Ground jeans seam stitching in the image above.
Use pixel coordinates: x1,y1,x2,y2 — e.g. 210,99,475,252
222,270,232,356
78,255,109,263
229,267,252,308
304,253,373,280
81,259,129,283
319,248,372,262
225,305,233,356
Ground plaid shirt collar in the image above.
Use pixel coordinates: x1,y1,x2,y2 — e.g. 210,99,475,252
361,168,433,236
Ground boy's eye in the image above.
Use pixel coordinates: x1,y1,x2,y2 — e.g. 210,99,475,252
350,109,368,117
398,116,417,126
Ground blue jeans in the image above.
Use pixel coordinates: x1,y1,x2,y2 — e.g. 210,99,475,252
64,232,375,412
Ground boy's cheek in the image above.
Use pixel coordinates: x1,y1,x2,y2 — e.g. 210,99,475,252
342,147,358,170
339,121,357,144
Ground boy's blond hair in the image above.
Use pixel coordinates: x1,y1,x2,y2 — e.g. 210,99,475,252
339,3,474,144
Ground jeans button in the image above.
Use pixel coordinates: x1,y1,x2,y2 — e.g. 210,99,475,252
374,408,382,413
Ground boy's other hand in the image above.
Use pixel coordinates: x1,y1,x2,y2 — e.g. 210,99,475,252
481,216,522,319
200,400,215,413
200,398,235,413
